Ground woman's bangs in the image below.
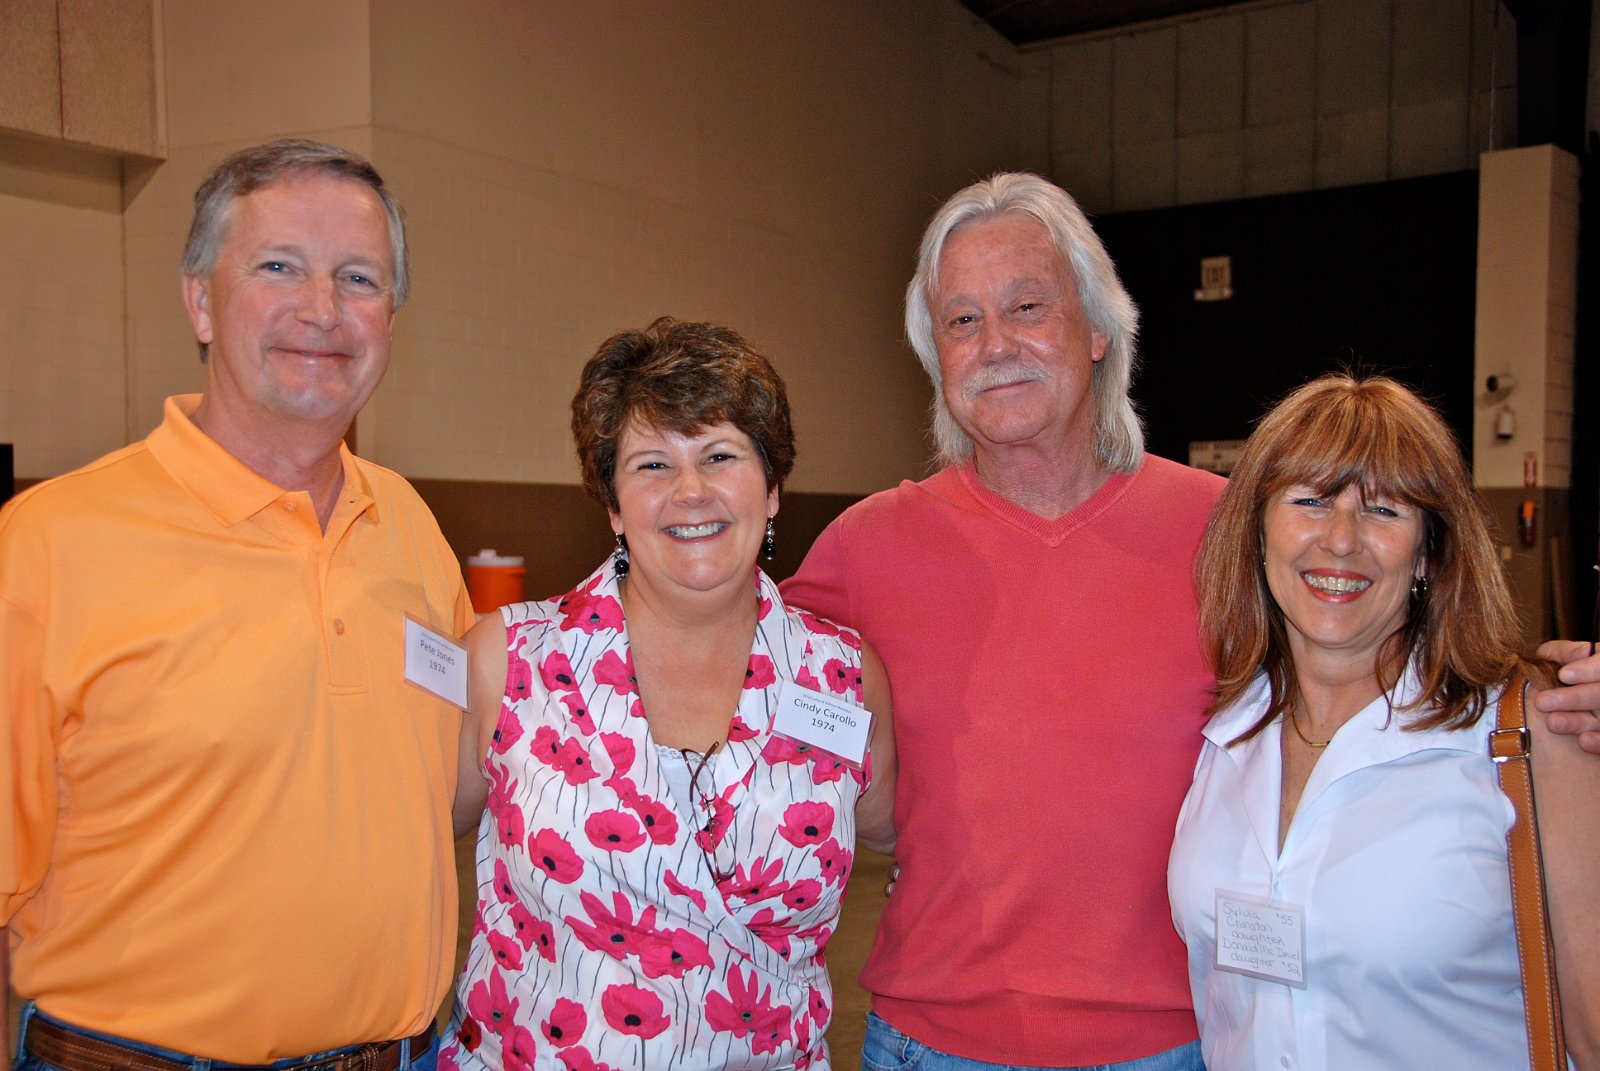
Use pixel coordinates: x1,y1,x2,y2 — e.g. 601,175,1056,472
1264,394,1436,509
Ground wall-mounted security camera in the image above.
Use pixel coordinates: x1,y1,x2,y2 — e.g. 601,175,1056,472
1495,405,1517,441
1486,372,1517,394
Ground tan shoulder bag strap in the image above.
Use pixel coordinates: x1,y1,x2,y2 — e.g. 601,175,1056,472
1489,675,1568,1071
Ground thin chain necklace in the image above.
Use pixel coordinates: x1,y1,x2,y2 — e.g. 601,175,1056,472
1287,710,1330,749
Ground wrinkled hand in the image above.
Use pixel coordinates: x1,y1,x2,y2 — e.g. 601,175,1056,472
1535,640,1600,755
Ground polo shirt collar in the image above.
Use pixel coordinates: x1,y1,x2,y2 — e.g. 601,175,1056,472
147,394,376,529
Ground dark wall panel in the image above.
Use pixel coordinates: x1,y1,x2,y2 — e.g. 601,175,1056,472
1095,172,1480,466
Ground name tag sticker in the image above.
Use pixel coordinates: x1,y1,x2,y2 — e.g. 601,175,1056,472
1214,890,1306,988
403,615,468,708
771,678,871,768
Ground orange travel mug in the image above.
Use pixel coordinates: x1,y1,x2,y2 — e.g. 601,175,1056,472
465,549,526,614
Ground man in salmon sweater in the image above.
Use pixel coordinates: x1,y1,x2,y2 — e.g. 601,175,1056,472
782,172,1217,1070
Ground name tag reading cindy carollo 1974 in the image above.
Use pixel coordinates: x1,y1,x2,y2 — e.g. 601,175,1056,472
403,615,469,708
770,678,872,768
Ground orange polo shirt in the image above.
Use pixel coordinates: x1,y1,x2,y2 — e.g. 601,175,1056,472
1,395,472,1060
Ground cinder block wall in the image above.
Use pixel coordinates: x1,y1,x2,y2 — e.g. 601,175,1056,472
5,0,1046,501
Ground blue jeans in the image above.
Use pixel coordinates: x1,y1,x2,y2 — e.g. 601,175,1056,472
860,1012,1203,1071
12,1004,439,1071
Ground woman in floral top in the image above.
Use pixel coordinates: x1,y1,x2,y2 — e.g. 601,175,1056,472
443,318,896,1071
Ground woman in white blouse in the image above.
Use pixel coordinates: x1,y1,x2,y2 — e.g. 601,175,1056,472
1168,374,1597,1070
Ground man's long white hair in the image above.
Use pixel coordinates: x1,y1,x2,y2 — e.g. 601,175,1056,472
905,172,1144,472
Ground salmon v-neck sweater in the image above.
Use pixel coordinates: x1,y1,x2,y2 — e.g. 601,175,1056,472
782,455,1224,1066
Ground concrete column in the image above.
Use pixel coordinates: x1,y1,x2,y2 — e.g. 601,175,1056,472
1474,144,1579,641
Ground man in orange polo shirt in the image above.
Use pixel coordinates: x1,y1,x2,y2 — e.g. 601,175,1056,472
1,141,471,1067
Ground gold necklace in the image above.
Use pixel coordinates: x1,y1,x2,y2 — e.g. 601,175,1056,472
1287,710,1330,749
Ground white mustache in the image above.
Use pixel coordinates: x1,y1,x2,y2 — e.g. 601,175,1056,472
961,363,1048,399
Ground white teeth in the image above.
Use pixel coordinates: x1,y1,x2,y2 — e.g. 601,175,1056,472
667,522,726,539
1302,573,1371,594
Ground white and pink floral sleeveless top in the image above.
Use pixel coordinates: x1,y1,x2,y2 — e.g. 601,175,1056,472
442,563,870,1071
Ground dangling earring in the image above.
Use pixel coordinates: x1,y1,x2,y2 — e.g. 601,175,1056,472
612,533,630,578
762,518,776,561
1410,574,1429,599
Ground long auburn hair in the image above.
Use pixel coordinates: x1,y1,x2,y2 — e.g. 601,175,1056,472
1195,373,1539,740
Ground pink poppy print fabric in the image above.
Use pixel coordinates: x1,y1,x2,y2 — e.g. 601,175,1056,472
442,563,870,1071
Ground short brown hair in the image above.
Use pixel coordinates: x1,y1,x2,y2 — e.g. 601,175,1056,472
1195,373,1537,740
571,317,795,511
181,139,409,306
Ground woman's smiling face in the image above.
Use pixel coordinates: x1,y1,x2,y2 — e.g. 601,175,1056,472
609,417,777,602
1263,483,1426,668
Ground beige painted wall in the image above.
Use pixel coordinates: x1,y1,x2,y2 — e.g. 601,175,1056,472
0,135,127,478
1472,145,1580,642
120,0,379,448
4,0,1041,496
361,0,1041,492
1474,145,1578,493
0,0,164,157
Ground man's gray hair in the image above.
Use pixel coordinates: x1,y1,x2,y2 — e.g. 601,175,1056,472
181,139,409,307
904,172,1143,472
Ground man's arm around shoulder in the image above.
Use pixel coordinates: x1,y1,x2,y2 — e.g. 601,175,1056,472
452,615,509,839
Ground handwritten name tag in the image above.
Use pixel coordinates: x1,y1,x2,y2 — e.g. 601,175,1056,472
403,615,468,708
1214,890,1306,988
771,678,872,768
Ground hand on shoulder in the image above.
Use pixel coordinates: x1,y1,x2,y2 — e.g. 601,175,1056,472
1534,641,1600,756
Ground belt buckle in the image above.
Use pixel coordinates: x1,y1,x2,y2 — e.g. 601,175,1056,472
288,1036,394,1071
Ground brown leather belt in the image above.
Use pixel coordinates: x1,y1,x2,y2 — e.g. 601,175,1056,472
24,1017,435,1071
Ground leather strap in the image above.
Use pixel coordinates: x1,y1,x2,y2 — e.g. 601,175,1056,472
1490,675,1568,1071
24,1018,434,1071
